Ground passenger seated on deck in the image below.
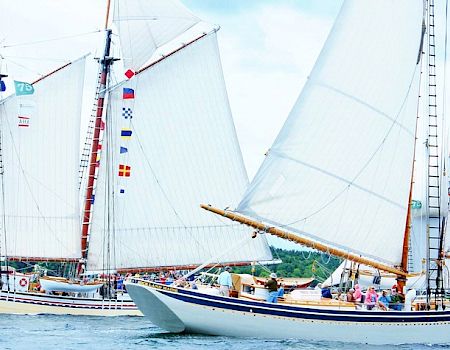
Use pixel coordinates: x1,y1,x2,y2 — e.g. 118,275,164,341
353,284,362,302
320,285,332,299
377,290,391,311
364,286,378,310
346,288,356,302
389,285,404,311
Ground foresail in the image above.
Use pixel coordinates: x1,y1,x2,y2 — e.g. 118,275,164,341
237,0,424,267
113,0,200,71
86,32,272,271
0,58,85,260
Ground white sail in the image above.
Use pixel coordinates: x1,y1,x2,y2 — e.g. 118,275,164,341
0,58,85,260
113,0,200,71
86,32,272,271
237,1,424,267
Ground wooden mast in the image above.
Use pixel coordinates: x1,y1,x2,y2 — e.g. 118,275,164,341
201,205,407,277
104,0,112,30
398,181,414,292
80,1,113,273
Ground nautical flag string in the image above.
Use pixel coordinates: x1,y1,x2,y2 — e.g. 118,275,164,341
124,69,135,79
122,107,133,119
120,146,128,154
18,116,30,127
118,164,131,177
96,144,102,160
100,120,105,130
121,129,132,139
123,88,135,99
14,81,34,96
120,189,125,194
95,144,102,167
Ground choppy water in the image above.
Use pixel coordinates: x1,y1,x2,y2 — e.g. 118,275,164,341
0,314,449,350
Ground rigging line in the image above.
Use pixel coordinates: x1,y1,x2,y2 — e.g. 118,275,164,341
314,82,415,138
3,104,72,252
0,103,8,268
113,15,199,21
130,123,215,256
441,0,449,175
178,233,259,283
270,150,405,210
2,55,67,63
1,30,101,48
2,57,44,77
280,64,421,227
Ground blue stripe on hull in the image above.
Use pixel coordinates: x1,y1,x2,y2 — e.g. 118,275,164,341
151,285,450,323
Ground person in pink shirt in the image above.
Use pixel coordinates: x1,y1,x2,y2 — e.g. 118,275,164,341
353,284,362,302
364,286,378,310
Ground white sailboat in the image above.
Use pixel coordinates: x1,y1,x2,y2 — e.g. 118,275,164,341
125,0,450,344
0,0,271,315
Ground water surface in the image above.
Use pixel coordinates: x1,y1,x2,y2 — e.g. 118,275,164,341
0,315,447,350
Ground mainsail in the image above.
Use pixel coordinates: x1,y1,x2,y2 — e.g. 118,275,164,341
236,1,424,267
0,57,86,260
86,30,272,271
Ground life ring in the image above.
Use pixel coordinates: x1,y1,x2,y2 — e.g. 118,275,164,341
19,278,28,287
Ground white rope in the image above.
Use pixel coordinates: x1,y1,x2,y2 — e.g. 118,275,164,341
176,233,257,283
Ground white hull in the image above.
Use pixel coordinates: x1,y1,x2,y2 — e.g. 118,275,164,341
0,290,141,316
126,280,450,345
39,278,103,293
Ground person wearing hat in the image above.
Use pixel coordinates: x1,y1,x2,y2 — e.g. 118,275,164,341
218,266,233,297
346,288,356,303
378,290,391,311
265,272,279,303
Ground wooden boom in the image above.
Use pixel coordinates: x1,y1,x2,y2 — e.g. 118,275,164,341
201,204,407,277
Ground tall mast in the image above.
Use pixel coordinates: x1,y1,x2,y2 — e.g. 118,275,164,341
397,18,428,293
80,28,114,272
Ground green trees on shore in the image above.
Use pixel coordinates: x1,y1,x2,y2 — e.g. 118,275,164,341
232,247,341,280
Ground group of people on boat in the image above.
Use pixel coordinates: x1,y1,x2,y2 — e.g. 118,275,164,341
321,283,406,310
131,270,183,285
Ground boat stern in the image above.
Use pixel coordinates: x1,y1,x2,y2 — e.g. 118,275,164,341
125,279,185,333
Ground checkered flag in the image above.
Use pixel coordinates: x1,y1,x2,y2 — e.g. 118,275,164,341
122,107,133,119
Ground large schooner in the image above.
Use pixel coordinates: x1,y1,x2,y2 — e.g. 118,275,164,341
125,0,450,344
0,0,271,316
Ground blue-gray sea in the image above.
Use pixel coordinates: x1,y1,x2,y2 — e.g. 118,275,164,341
0,315,448,350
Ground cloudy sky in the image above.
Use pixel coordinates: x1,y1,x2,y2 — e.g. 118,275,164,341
0,0,343,179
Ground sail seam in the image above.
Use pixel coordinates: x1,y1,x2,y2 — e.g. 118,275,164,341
313,81,415,138
269,149,406,210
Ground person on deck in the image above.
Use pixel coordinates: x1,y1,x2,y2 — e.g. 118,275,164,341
377,290,391,311
320,284,332,299
364,286,378,310
277,283,285,298
353,284,362,302
218,266,233,297
265,273,279,303
389,285,404,311
346,288,356,302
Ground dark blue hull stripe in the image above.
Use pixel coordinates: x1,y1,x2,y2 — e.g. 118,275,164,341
150,285,450,323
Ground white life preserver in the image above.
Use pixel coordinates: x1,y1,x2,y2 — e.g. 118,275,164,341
19,278,28,287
